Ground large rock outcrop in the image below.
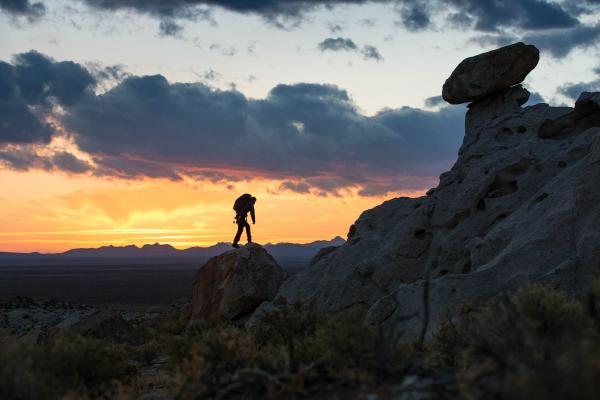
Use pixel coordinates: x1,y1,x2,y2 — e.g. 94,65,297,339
257,44,600,338
191,243,287,321
442,42,539,104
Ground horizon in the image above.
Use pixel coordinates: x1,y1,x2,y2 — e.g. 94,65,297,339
2,234,346,255
2,0,599,252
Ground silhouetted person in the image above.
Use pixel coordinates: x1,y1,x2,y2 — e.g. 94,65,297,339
232,194,256,248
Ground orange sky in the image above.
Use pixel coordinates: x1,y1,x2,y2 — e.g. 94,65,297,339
0,168,427,253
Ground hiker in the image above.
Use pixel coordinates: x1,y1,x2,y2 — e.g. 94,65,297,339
232,193,256,248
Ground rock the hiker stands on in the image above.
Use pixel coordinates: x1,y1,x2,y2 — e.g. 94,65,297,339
190,243,287,322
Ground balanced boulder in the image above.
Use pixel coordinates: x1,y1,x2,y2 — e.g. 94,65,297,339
442,42,539,104
190,243,287,321
260,44,600,340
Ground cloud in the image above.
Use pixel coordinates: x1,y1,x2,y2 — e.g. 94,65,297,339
9,1,598,57
79,0,372,31
0,51,95,144
1,50,467,196
12,50,96,107
318,37,358,52
59,74,465,195
361,45,383,61
75,0,587,34
558,79,600,101
522,23,600,58
397,0,431,31
158,19,184,37
318,37,383,61
209,43,236,56
444,0,579,32
0,0,45,21
0,145,91,173
424,95,444,108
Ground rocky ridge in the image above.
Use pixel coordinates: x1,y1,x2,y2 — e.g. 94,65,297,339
254,42,600,338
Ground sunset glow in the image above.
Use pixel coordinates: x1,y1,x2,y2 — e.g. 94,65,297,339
2,0,598,253
0,168,428,252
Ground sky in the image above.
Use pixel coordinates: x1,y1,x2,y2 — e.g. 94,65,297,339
1,0,599,252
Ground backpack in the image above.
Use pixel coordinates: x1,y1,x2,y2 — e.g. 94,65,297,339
233,193,253,214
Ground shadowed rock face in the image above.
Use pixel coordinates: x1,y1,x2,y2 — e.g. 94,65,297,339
539,92,600,138
442,42,539,104
255,44,600,338
190,243,287,321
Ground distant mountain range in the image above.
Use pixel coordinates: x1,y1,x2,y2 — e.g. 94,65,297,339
0,237,346,267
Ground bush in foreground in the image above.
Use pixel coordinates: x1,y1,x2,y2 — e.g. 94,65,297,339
428,284,600,400
172,305,414,399
0,334,137,400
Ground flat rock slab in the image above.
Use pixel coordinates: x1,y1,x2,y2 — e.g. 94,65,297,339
442,42,539,104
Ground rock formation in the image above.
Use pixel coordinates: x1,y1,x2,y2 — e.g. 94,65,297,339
190,243,287,321
442,42,539,104
255,43,600,338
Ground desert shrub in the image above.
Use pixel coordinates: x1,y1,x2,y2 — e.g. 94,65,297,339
172,304,414,399
0,335,50,400
428,284,600,400
0,334,137,399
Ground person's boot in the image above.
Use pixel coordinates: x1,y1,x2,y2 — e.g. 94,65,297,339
232,243,240,249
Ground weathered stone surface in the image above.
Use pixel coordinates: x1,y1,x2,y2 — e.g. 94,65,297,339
190,243,287,321
260,83,600,339
539,92,600,138
442,42,539,104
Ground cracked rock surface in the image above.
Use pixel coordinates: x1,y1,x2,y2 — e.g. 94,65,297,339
257,45,600,338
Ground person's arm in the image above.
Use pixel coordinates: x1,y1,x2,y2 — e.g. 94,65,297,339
250,204,256,224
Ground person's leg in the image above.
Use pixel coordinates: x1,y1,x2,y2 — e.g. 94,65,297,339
245,221,252,243
233,221,244,246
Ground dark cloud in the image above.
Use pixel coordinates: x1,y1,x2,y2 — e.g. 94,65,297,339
0,51,95,144
318,37,358,52
12,50,96,107
523,23,600,58
1,50,467,195
58,74,465,195
8,1,597,58
158,19,184,37
424,95,444,108
318,37,383,61
86,62,129,84
80,0,373,31
77,0,587,34
443,0,578,32
398,0,431,31
0,146,50,170
361,45,383,61
50,152,92,173
558,79,600,101
279,180,311,194
0,146,91,173
0,60,52,143
0,0,45,21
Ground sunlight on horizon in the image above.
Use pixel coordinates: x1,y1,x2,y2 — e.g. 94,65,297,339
0,169,429,253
